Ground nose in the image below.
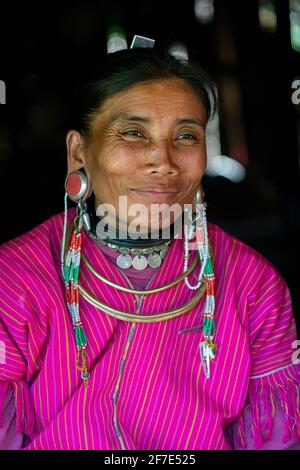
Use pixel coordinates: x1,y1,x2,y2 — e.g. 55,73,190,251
143,139,179,176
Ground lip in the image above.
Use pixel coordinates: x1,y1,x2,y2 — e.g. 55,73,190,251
131,186,180,194
130,188,181,201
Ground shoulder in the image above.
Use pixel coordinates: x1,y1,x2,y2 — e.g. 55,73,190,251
208,221,267,261
207,221,268,264
208,222,295,372
0,208,76,324
0,208,75,266
207,221,288,296
0,208,76,299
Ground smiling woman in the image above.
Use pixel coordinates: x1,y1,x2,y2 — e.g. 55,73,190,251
67,77,208,233
0,43,300,451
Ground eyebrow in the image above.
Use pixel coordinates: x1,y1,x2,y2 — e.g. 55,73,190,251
175,118,205,128
111,114,205,128
116,114,151,123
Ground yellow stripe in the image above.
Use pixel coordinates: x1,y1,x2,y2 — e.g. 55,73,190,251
83,385,89,449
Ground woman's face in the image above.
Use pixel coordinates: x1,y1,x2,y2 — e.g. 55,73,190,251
67,78,208,235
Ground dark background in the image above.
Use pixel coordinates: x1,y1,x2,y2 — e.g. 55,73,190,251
0,0,299,328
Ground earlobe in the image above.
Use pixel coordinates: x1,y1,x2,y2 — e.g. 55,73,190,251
66,130,87,172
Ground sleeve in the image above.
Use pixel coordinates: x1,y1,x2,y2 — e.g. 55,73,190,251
0,250,36,448
228,257,300,450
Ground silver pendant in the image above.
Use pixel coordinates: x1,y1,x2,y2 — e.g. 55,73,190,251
132,255,148,270
199,341,216,379
116,253,132,269
147,252,162,268
82,212,91,232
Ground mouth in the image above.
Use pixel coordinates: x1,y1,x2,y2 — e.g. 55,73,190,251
130,187,181,200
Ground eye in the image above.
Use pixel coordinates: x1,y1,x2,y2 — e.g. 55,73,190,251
122,129,144,138
177,133,197,140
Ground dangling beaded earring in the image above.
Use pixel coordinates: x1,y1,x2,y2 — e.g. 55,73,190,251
183,185,217,379
61,169,92,386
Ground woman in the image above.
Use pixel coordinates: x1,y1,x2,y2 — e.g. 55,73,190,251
0,43,299,450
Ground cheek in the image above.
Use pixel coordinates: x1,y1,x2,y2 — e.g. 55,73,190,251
91,146,140,178
178,150,206,178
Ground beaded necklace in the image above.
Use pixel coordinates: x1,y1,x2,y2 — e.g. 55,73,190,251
62,200,217,385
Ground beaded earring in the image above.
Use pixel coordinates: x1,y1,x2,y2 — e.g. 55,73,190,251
183,185,217,378
61,169,92,386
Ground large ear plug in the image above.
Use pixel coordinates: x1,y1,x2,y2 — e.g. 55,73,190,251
65,170,92,202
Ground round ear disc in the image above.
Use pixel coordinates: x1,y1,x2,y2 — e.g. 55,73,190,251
65,170,92,202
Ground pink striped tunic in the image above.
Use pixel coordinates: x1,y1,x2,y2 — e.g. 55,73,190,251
0,207,299,450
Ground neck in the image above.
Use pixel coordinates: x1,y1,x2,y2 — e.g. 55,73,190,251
86,195,182,248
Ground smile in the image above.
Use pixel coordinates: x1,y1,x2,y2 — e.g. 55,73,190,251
131,188,180,199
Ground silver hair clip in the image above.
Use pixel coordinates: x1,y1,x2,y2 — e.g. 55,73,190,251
130,35,155,49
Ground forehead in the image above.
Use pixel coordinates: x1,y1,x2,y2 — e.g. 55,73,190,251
95,78,207,127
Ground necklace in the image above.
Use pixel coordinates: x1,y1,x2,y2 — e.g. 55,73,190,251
79,281,206,322
88,231,172,270
65,221,201,295
62,221,208,322
81,251,199,294
87,206,179,271
61,205,216,389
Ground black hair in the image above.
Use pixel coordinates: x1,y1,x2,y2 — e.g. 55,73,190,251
73,47,217,138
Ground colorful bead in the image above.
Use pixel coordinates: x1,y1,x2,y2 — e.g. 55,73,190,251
184,203,217,378
64,216,90,386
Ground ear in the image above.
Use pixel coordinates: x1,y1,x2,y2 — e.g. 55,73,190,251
66,130,88,173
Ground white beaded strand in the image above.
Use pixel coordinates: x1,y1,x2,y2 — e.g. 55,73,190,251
184,204,209,290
